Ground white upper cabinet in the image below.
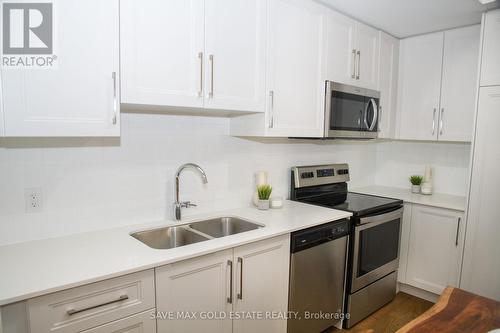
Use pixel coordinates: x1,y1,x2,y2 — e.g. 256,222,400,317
326,11,379,90
326,10,356,85
355,22,380,90
266,0,327,137
121,0,266,114
120,0,205,109
439,25,481,142
204,0,267,112
377,31,399,139
480,9,500,86
1,0,120,137
397,26,480,142
397,32,444,141
406,205,464,295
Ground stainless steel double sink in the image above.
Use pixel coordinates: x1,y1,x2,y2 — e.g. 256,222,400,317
131,217,264,249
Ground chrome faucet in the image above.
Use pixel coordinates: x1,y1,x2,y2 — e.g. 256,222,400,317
173,163,208,221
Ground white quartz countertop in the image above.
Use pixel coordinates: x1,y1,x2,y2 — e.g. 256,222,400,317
351,185,467,211
0,201,351,306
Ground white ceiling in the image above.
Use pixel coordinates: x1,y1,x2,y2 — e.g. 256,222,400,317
318,0,499,38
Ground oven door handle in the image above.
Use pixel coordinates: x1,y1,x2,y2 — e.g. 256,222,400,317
358,207,404,228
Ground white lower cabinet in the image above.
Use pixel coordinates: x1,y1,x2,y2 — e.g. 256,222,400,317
155,235,290,333
80,309,156,333
155,250,233,333
27,270,155,333
404,205,464,295
232,236,290,333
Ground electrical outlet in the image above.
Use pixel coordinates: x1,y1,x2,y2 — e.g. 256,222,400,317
25,187,43,213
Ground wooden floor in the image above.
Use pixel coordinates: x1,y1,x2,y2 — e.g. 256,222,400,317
332,292,434,333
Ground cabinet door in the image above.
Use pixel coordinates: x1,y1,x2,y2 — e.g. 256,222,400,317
461,86,500,301
1,0,120,137
155,250,232,333
397,32,444,141
406,205,464,295
355,22,380,90
326,9,357,85
204,0,266,112
80,310,156,333
480,9,500,86
378,32,399,139
120,0,204,108
233,235,290,333
439,25,480,142
267,0,326,137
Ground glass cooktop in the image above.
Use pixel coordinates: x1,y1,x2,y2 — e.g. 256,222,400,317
301,192,402,217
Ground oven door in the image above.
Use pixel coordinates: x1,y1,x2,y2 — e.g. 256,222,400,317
351,207,403,293
324,81,379,139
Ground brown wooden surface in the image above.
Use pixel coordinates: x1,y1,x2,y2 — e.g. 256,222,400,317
396,286,500,333
330,292,433,333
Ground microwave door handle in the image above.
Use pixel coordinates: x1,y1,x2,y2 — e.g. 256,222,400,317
368,99,378,131
363,101,369,129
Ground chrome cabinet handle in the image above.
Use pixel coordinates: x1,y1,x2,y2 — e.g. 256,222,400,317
356,50,361,80
237,257,243,300
351,49,356,79
269,91,274,128
198,52,203,97
67,295,128,316
227,260,233,304
112,72,117,125
432,108,437,135
439,108,444,135
455,217,461,246
208,54,214,98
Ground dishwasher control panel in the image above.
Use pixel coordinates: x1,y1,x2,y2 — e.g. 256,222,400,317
291,219,349,253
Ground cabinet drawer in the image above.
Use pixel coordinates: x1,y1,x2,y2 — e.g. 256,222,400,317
27,270,155,333
80,309,156,333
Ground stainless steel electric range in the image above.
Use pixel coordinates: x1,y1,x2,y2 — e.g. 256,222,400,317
290,164,403,329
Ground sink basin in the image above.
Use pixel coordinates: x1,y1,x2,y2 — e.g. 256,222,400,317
189,217,263,238
131,226,209,249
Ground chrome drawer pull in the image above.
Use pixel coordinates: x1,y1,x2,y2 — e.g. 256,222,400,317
67,295,129,316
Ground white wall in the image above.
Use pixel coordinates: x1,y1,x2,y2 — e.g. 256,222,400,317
0,113,377,246
374,141,471,196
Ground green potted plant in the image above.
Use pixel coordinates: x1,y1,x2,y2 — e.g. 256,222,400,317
409,175,423,194
257,184,273,210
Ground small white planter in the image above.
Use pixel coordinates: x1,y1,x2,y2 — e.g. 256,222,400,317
257,199,270,210
411,185,421,194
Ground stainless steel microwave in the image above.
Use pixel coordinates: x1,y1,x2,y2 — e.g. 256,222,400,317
324,81,380,139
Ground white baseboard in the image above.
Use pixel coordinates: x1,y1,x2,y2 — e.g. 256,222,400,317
398,283,439,303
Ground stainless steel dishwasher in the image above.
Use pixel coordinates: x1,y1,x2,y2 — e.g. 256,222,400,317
288,219,350,333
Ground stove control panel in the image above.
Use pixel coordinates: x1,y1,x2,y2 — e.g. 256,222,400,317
292,164,350,188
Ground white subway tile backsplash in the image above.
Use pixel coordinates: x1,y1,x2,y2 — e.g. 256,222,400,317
0,113,470,245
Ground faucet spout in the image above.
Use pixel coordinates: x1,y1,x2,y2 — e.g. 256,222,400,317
174,163,208,221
